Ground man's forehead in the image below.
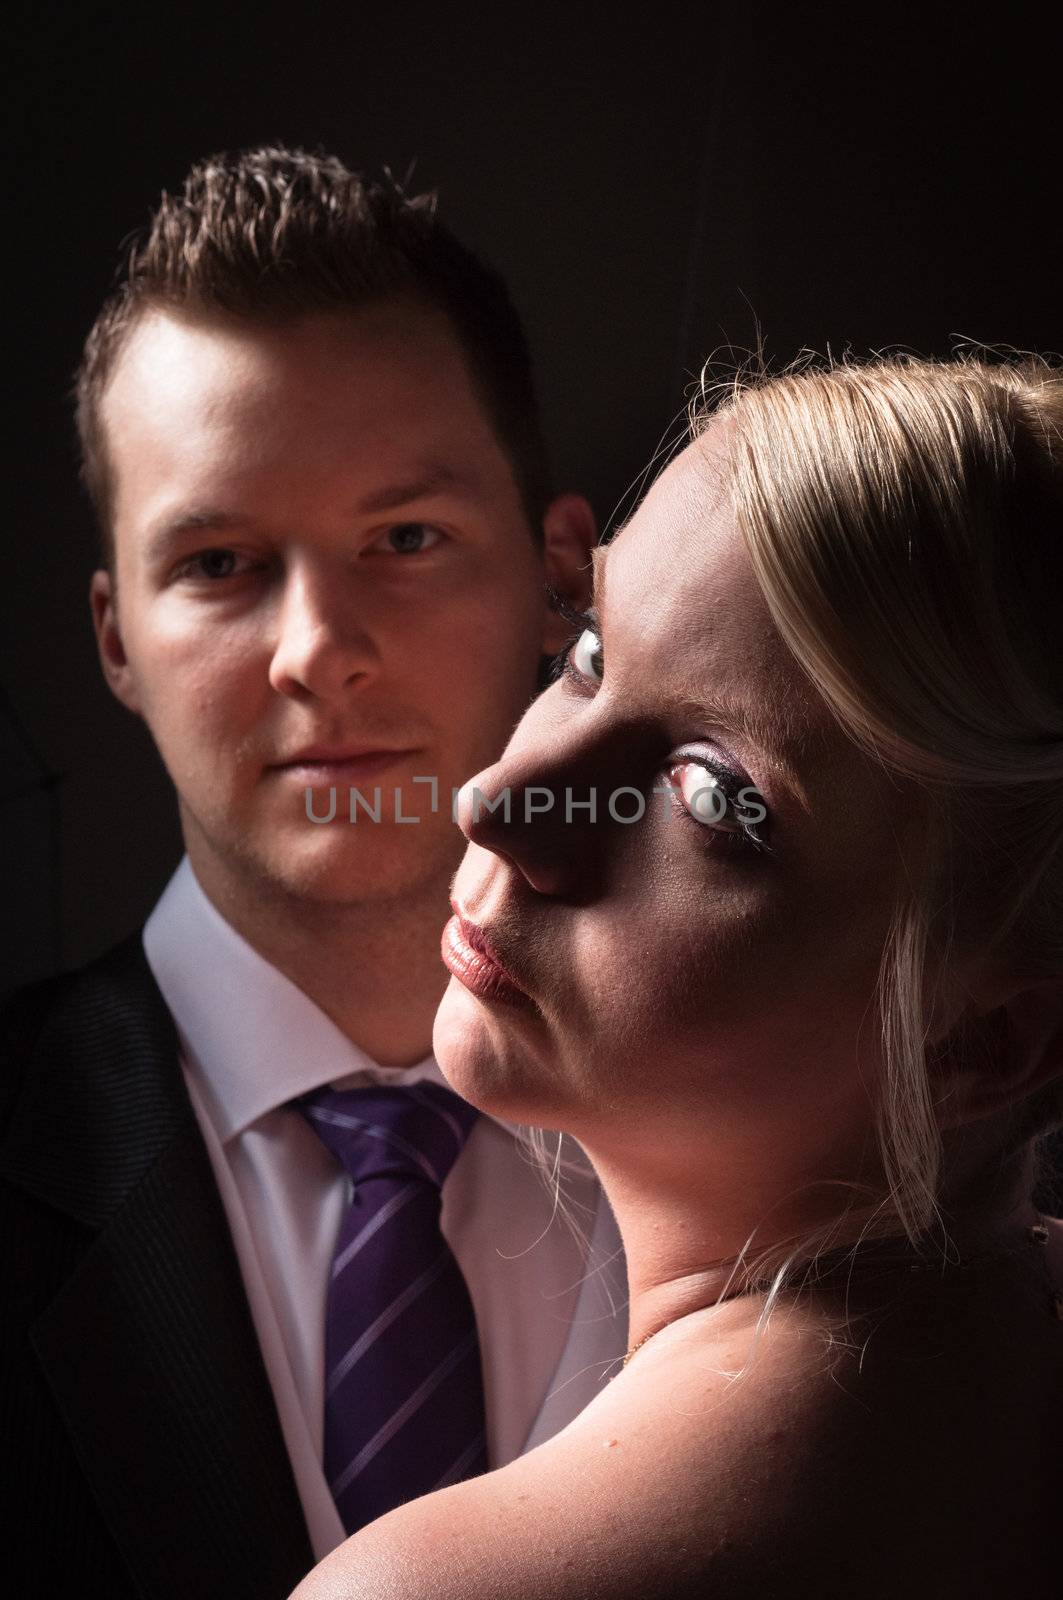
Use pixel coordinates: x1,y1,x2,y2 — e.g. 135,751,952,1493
104,298,477,416
102,304,515,519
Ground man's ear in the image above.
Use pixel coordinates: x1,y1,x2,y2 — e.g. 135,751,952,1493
538,492,598,655
89,567,142,715
932,978,1063,1130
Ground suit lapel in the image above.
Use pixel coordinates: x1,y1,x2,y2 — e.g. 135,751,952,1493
1,935,314,1599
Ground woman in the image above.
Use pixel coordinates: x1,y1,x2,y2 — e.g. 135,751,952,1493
293,355,1063,1598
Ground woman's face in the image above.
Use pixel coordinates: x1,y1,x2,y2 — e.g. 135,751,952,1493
435,430,915,1176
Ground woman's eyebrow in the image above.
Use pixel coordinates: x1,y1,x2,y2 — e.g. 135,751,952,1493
670,687,811,804
590,545,610,611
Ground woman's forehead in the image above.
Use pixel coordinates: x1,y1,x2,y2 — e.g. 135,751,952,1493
606,437,772,651
612,432,734,565
595,442,829,765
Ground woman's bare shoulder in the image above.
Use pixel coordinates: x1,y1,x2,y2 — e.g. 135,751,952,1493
290,1294,1062,1600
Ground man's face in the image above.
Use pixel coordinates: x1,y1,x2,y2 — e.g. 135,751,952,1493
92,301,581,910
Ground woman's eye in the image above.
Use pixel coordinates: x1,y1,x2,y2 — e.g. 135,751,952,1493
669,760,769,844
569,627,604,684
375,522,443,555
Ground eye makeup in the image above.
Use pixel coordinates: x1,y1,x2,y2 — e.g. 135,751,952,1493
666,752,771,853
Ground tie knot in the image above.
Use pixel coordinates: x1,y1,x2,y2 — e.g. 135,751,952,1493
297,1080,479,1190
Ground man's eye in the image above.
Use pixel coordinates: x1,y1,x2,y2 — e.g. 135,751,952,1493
182,548,248,580
375,523,443,555
568,627,604,684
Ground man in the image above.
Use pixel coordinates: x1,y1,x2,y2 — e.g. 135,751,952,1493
1,147,625,1599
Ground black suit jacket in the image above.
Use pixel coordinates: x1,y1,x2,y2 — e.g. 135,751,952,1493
1,933,315,1599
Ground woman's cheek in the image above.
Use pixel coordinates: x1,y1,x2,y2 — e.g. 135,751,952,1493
601,905,794,1056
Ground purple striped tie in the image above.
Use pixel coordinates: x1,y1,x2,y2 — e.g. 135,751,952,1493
297,1081,488,1534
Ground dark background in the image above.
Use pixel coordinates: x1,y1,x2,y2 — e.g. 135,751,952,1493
4,3,1060,993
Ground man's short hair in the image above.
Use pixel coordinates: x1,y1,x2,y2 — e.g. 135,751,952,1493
76,145,553,563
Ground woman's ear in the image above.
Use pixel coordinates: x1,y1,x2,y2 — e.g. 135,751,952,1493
931,978,1063,1130
538,493,598,655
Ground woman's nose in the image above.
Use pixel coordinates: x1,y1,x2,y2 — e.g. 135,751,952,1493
457,726,614,900
268,562,379,701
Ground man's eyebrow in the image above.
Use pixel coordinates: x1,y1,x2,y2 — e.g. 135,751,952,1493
143,467,482,564
355,465,479,516
144,510,249,565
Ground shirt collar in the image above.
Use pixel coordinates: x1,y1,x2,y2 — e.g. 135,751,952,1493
143,859,442,1143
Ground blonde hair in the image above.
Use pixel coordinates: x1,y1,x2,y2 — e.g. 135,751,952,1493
707,353,1063,1260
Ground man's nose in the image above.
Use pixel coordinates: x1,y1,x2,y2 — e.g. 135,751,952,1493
268,562,379,701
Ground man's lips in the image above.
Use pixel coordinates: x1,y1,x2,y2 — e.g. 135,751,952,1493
441,912,532,1007
269,748,420,783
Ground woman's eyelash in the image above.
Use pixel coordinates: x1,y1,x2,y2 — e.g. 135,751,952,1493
545,585,594,630
558,650,588,690
545,589,598,685
671,757,773,855
557,628,598,689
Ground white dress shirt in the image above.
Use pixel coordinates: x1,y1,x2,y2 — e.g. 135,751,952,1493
143,860,627,1560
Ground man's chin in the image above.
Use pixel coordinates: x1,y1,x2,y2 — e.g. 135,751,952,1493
245,826,462,909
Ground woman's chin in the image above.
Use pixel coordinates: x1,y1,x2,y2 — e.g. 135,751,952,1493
432,975,552,1121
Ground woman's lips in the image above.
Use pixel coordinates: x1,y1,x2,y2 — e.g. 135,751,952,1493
441,914,532,1007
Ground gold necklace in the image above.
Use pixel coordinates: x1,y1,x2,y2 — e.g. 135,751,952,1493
622,1219,1062,1368
622,1333,653,1368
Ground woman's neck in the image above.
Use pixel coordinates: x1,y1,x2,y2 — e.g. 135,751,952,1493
583,1139,1040,1361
